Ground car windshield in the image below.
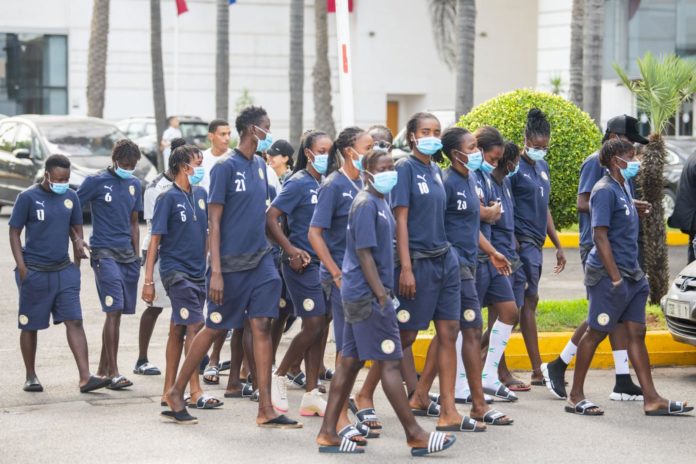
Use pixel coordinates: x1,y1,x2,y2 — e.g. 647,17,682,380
181,123,208,139
37,120,124,156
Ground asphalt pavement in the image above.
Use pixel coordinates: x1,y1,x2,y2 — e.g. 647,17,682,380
0,212,694,463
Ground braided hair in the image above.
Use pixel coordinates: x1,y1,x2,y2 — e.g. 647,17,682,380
327,126,365,175
292,129,330,174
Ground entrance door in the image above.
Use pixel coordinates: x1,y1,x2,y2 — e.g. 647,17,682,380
386,101,399,138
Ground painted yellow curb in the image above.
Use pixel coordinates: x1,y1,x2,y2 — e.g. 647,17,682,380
543,231,689,248
411,330,696,372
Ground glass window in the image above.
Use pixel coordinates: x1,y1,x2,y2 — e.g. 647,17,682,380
14,124,32,151
0,121,16,152
37,120,122,157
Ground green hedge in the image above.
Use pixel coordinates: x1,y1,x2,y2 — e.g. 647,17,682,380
458,89,602,229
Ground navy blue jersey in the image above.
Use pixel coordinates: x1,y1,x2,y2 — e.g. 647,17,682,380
9,185,82,269
587,175,640,272
474,169,494,243
443,168,480,268
208,150,270,270
490,176,517,260
151,185,208,280
391,156,447,252
77,170,142,250
342,191,395,301
271,170,321,257
510,157,550,245
310,171,363,268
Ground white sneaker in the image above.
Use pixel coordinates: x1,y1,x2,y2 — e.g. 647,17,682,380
271,374,289,413
299,388,327,417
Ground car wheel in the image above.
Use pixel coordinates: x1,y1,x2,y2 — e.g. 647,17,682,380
662,189,676,222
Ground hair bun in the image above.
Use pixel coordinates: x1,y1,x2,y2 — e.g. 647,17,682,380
527,108,546,120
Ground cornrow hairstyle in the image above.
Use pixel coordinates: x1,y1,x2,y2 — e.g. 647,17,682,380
168,144,201,176
525,108,551,140
112,139,142,164
474,126,505,154
502,141,521,167
367,124,394,144
235,106,268,136
362,148,390,174
292,129,330,175
328,126,365,175
599,138,634,168
170,137,186,152
440,127,471,162
45,154,71,172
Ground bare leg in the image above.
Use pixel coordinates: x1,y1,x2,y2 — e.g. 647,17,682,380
568,327,606,406
64,320,92,386
137,306,163,363
249,317,282,423
409,335,439,408
19,330,38,383
519,293,543,383
432,320,461,427
316,355,364,446
624,321,669,412
275,316,326,392
163,323,185,400
224,328,245,394
243,321,256,389
102,311,123,378
208,330,226,369
400,344,419,394
271,312,290,366
186,323,205,401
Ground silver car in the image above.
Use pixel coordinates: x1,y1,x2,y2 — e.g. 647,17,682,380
661,260,696,346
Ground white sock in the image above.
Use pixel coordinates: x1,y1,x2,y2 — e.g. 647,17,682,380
559,340,577,365
613,350,630,375
482,321,513,388
454,332,471,398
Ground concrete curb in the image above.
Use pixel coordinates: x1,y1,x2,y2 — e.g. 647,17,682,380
543,231,690,248
411,330,696,372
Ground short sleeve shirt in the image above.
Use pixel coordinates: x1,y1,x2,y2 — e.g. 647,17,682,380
510,157,550,245
578,152,605,248
271,170,321,257
77,169,142,250
342,191,395,301
151,185,208,280
142,173,173,252
310,171,363,268
586,175,640,272
490,176,517,260
443,168,480,268
9,184,82,270
474,169,494,243
390,156,448,252
200,148,231,193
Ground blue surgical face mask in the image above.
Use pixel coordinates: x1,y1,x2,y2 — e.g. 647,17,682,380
187,165,205,185
481,160,495,174
114,162,135,180
413,136,443,156
455,150,482,172
507,162,520,178
618,157,640,179
526,147,547,161
367,170,398,195
350,148,365,172
254,126,274,153
309,151,329,175
48,176,70,195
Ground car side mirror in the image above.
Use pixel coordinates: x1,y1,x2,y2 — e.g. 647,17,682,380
13,148,31,159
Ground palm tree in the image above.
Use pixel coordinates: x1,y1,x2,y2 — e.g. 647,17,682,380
454,0,476,119
150,0,167,171
216,0,229,120
86,0,110,118
614,53,696,303
289,0,304,149
568,0,584,108
428,0,457,70
312,0,336,138
583,0,604,126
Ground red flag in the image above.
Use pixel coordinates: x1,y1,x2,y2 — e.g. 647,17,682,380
327,0,353,13
176,0,188,15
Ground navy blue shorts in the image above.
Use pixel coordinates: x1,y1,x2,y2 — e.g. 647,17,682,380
206,253,281,330
322,276,345,352
476,260,515,307
587,276,649,332
394,248,461,331
15,265,82,331
342,299,403,362
91,258,140,314
278,274,295,315
166,278,206,326
282,261,327,319
513,242,543,306
459,278,482,329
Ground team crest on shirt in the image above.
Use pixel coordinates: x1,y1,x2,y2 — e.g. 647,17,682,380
381,339,396,354
129,185,135,196
397,310,410,323
259,168,265,180
210,312,223,324
180,307,190,320
597,313,610,326
475,186,484,200
541,171,549,182
463,309,476,322
310,189,318,204
303,299,315,311
64,199,73,209
19,314,29,326
105,295,114,307
279,298,287,309
198,198,205,210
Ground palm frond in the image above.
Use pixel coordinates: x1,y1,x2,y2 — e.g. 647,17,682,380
428,0,457,70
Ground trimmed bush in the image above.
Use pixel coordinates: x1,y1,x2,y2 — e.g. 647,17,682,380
458,89,602,229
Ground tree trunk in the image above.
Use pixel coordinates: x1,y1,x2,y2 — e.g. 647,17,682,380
568,0,583,108
454,0,476,120
86,0,110,118
312,0,336,138
216,0,229,120
289,0,305,149
640,134,669,303
150,0,167,171
583,0,604,126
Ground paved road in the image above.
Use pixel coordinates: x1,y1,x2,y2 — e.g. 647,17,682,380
0,213,694,463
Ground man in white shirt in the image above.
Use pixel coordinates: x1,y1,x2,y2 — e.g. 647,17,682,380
200,120,232,193
161,117,183,168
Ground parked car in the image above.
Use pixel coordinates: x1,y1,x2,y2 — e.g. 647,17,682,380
661,260,696,346
0,115,157,208
662,137,696,221
116,115,209,166
391,110,456,160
